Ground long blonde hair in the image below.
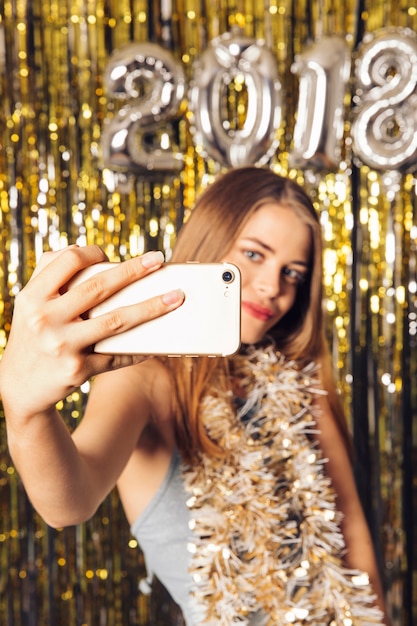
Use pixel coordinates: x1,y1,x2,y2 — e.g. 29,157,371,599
162,167,351,462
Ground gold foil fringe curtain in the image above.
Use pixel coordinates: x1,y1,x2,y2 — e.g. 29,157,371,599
0,0,416,624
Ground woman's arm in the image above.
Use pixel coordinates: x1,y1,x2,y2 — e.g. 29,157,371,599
0,245,184,527
314,395,389,623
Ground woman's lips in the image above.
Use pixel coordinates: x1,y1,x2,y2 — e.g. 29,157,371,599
242,301,274,321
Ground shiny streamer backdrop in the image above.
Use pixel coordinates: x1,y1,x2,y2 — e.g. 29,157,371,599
0,1,416,625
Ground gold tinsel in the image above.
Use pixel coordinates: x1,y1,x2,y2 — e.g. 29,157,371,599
183,343,384,625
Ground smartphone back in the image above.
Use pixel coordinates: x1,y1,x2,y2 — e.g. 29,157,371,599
74,262,241,356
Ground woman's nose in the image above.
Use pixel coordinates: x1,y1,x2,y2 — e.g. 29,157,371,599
255,269,281,298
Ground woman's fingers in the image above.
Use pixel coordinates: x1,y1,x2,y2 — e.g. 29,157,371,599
26,247,172,330
28,245,186,360
30,245,108,285
84,351,149,376
70,288,185,353
57,250,166,320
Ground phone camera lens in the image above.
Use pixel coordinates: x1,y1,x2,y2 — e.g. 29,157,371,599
222,270,234,283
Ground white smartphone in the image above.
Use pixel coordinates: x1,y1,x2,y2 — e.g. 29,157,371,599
69,261,241,356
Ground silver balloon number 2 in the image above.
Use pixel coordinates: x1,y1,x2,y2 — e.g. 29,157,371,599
188,32,282,168
101,42,185,176
352,27,417,172
290,36,351,171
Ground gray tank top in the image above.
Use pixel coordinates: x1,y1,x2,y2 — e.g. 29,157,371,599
130,449,195,624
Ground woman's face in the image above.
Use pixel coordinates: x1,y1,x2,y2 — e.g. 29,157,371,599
223,202,312,345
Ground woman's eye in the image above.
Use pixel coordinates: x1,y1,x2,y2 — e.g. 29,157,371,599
283,267,307,284
244,250,263,262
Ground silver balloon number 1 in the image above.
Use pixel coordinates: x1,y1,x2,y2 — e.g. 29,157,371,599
289,36,351,171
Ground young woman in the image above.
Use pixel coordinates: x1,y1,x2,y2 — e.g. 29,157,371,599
1,167,387,625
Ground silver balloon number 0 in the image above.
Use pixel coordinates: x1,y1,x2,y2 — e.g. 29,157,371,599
352,27,417,171
101,42,185,175
188,33,282,168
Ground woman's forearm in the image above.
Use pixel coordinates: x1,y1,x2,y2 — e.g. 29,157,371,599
6,405,101,527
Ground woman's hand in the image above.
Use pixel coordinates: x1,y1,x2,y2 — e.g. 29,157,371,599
0,245,184,420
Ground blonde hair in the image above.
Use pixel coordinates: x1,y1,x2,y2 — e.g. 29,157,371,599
162,167,351,463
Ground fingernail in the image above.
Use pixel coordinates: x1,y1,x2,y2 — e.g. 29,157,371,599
162,289,185,305
141,250,165,269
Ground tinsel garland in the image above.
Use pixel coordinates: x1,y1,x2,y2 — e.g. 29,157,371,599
182,344,385,626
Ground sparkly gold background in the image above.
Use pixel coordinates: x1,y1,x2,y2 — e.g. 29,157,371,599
0,1,416,625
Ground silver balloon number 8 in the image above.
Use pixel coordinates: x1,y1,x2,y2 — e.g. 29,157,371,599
352,27,417,172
